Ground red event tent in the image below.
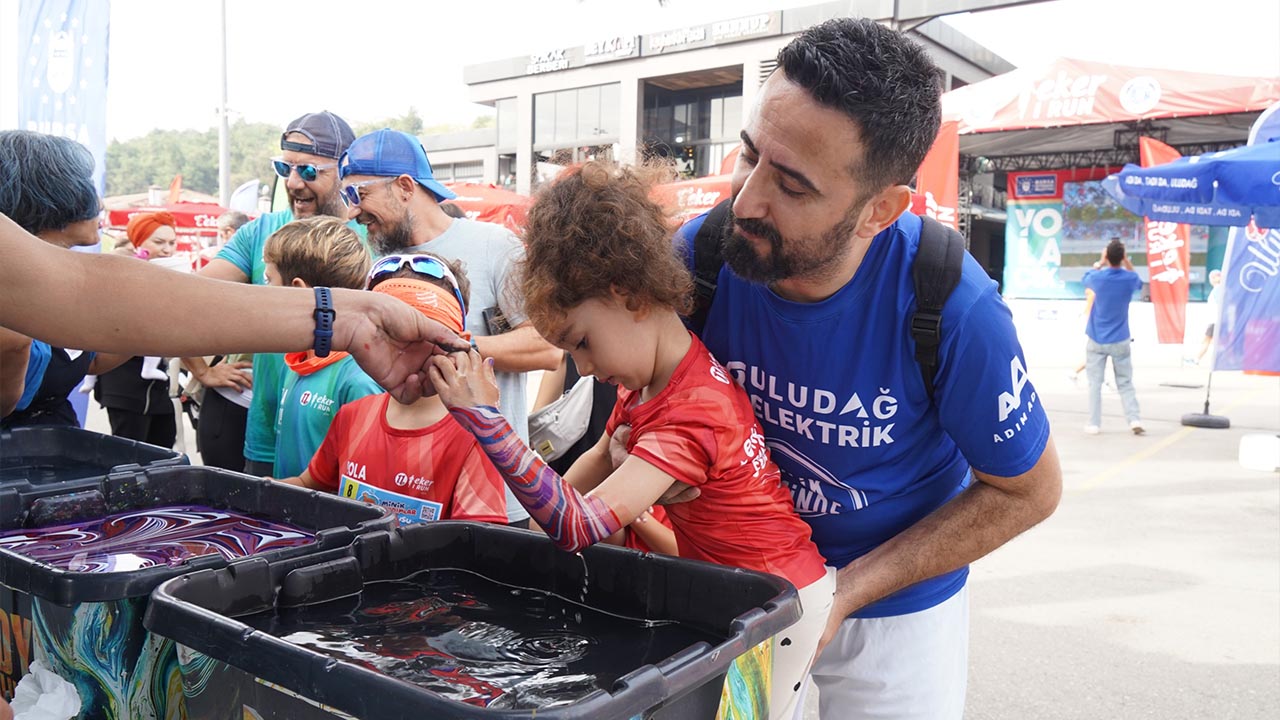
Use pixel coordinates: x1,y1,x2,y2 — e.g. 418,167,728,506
443,183,531,234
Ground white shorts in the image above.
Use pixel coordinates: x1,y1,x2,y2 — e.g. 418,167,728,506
808,585,969,720
769,566,837,720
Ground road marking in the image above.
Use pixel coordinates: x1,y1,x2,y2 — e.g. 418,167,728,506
1073,400,1241,494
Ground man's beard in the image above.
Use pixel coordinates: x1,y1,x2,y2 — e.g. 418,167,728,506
288,187,346,219
721,206,862,285
368,210,418,256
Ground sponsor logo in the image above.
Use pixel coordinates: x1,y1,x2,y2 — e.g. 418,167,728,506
724,362,898,449
994,356,1038,443
1016,71,1107,122
298,390,336,412
768,438,869,517
393,472,434,492
1014,174,1058,198
1119,76,1162,115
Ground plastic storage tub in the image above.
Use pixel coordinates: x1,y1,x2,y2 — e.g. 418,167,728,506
145,521,800,720
0,465,395,719
0,424,187,494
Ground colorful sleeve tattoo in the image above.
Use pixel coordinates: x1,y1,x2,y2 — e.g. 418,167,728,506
449,405,623,552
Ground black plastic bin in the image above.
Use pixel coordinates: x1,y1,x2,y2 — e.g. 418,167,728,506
0,424,187,495
0,465,396,719
145,521,800,720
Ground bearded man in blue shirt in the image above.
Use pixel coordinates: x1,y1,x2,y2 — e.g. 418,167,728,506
661,17,1062,719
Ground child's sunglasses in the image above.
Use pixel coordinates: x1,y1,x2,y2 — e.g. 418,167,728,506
271,158,337,182
366,254,467,325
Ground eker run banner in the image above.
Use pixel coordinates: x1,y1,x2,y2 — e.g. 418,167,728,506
1138,137,1192,344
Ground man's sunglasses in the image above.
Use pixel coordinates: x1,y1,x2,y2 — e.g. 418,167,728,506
366,254,467,325
340,178,395,208
271,158,337,182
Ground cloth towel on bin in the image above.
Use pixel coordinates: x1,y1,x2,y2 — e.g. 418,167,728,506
10,661,81,720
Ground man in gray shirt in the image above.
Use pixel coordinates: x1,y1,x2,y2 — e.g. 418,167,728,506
339,129,561,527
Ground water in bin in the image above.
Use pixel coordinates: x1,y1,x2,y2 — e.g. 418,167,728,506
240,567,718,710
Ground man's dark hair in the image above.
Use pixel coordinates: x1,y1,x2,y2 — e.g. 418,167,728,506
0,130,99,235
1106,239,1126,266
777,17,944,190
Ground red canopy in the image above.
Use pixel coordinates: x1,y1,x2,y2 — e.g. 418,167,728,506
106,201,231,238
942,57,1280,134
443,183,531,234
652,174,733,221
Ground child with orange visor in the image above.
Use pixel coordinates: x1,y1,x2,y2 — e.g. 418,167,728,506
279,252,508,527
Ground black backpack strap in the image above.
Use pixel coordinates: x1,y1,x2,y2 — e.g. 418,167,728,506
687,199,734,335
911,216,966,400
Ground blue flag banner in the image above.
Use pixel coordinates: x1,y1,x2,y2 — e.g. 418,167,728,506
17,0,111,194
1214,103,1280,374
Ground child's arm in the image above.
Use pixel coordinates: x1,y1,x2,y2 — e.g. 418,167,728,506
276,469,325,491
628,509,679,556
430,350,688,553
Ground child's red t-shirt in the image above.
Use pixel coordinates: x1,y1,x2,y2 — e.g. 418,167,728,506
308,394,507,525
607,334,827,588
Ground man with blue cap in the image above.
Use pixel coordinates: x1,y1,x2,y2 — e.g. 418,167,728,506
340,128,560,528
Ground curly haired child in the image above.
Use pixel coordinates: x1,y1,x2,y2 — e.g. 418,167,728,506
430,160,835,720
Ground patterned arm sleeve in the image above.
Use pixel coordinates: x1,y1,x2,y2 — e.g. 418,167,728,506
449,404,623,552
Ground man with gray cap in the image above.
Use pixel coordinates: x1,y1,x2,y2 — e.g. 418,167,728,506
340,128,560,527
184,111,362,475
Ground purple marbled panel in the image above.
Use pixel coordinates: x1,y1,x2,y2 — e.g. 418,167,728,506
0,505,315,572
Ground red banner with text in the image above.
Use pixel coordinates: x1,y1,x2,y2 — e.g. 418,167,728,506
1139,137,1191,343
915,119,960,230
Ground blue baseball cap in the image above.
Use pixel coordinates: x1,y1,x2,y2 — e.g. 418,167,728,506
339,129,456,203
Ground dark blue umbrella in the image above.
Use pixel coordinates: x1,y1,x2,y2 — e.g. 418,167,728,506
1103,139,1280,227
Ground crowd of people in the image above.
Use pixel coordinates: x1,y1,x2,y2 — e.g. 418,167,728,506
0,18,1062,720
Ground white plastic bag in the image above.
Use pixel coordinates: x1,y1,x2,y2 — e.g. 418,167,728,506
10,661,81,720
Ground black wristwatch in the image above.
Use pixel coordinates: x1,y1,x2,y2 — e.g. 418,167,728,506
313,287,335,357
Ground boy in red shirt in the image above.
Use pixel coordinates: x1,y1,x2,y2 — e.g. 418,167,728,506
281,253,507,526
430,162,835,719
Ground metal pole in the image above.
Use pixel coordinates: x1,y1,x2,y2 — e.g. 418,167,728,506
217,0,230,208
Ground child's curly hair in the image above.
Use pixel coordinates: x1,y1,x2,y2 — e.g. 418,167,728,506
519,160,692,330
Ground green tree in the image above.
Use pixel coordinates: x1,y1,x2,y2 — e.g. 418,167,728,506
354,107,425,138
105,120,279,198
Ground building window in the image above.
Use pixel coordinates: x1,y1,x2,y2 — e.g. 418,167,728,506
642,81,742,178
533,83,622,152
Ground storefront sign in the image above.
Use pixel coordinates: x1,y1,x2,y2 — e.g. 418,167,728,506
526,49,570,75
584,35,639,63
645,25,709,54
711,12,777,43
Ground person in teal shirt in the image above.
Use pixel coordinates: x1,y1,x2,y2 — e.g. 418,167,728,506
261,215,382,477
182,111,364,474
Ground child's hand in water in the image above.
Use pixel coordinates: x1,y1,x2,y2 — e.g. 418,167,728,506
428,348,501,409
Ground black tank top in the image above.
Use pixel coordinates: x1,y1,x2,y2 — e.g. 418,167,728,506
1,347,93,428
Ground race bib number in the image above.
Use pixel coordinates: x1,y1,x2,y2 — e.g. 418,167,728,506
340,476,443,526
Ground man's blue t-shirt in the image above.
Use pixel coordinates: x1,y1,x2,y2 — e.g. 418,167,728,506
215,211,368,464
1082,268,1142,344
677,211,1051,618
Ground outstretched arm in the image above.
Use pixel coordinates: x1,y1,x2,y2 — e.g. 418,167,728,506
0,214,467,402
430,349,677,553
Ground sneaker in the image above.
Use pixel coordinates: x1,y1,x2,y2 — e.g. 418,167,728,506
1084,425,1100,435
1130,421,1145,436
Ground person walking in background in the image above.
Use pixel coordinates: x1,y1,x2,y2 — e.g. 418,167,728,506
338,128,561,528
181,111,362,475
215,210,250,246
1082,239,1144,435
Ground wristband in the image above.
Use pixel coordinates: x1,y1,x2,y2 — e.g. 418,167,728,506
312,287,335,357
